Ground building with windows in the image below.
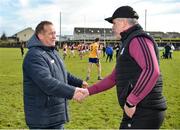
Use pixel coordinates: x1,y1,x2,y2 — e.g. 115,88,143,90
12,27,34,42
72,27,180,48
73,27,116,43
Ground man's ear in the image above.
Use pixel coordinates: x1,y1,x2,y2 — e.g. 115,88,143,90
37,33,43,41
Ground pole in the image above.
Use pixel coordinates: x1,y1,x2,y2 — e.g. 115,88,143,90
145,9,147,31
59,12,61,48
84,16,86,44
104,27,105,46
103,15,106,46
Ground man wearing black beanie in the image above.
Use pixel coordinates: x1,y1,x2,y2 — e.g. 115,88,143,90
80,5,167,129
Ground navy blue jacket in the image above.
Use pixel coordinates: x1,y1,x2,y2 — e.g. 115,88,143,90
23,35,83,128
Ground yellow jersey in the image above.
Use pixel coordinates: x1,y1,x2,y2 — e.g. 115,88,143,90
89,42,99,58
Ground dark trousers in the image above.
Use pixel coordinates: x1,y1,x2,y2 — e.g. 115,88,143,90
29,124,64,129
120,108,165,129
106,54,113,62
169,52,172,59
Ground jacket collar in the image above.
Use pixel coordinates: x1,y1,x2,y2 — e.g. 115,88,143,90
39,46,55,52
120,24,143,42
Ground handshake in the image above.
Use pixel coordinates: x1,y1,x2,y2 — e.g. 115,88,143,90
73,81,89,102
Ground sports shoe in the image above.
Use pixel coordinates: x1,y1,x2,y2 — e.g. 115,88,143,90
86,76,90,81
97,76,103,80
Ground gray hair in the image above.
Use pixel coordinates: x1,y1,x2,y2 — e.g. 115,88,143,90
116,18,138,25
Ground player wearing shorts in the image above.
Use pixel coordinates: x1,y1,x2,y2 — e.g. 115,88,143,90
86,38,102,81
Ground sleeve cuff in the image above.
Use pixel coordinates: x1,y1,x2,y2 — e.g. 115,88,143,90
127,93,142,106
87,85,97,95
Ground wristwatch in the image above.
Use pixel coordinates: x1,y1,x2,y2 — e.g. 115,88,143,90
125,101,135,108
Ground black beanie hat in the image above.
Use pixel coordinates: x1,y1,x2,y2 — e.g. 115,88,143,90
105,6,139,23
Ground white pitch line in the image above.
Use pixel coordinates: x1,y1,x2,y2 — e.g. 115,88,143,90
0,75,22,78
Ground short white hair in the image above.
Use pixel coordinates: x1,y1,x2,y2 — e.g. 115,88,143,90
116,18,138,25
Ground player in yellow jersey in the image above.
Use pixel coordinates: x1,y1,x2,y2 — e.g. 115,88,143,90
86,38,102,81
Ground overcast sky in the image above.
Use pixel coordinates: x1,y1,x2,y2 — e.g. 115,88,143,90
0,0,180,36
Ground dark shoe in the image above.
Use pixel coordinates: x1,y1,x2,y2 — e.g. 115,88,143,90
86,77,90,81
97,76,103,80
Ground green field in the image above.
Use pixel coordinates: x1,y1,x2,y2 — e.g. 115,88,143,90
0,48,180,129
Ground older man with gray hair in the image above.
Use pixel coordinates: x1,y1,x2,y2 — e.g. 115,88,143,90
81,6,167,129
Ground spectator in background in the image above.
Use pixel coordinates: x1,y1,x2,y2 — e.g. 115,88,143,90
114,43,120,58
105,44,113,62
63,43,68,60
20,43,24,57
102,44,106,57
78,43,83,60
69,43,75,58
169,43,175,59
55,42,60,51
164,43,171,59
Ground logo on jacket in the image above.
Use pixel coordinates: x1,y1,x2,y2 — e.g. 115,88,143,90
120,48,125,55
50,59,55,63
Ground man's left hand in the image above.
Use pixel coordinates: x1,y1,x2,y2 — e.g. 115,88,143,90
124,103,136,118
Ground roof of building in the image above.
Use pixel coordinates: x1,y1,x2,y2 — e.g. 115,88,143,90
12,27,34,36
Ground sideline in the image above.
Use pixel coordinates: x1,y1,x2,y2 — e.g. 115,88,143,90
0,75,22,78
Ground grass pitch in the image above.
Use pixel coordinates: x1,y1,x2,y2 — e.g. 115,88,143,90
0,48,179,129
